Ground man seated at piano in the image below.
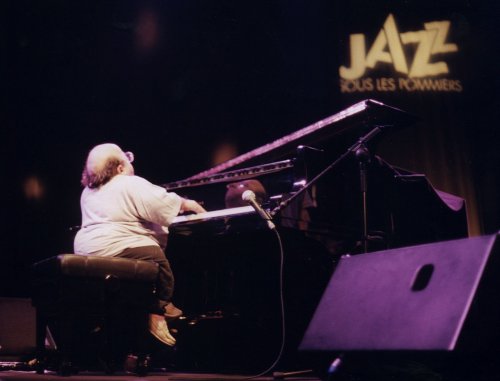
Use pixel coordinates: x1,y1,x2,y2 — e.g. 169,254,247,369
74,143,206,346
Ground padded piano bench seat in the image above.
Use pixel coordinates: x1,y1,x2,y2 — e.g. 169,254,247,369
31,254,159,375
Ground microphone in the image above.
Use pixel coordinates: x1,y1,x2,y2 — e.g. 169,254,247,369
242,190,276,230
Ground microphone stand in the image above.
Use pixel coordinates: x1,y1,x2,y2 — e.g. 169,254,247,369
355,142,370,253
271,124,388,253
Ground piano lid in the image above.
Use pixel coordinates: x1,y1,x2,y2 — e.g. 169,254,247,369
185,99,418,181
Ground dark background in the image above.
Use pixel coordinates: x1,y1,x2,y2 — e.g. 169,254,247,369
2,0,499,296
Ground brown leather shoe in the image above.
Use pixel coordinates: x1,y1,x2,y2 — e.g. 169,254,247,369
149,314,176,346
164,303,183,321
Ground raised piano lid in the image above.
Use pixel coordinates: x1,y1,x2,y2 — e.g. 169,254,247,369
183,99,418,181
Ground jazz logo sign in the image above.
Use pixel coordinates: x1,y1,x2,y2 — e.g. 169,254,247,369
339,14,463,92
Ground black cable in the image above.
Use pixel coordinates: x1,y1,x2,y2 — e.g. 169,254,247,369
171,229,286,381
240,227,286,380
170,227,287,381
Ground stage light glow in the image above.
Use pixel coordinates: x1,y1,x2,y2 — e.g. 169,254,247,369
135,8,160,53
23,175,45,200
211,141,239,166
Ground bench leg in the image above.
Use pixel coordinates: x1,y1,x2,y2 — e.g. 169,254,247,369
133,311,151,376
35,309,47,374
58,314,77,376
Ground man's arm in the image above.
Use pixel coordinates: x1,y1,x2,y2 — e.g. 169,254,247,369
179,198,206,214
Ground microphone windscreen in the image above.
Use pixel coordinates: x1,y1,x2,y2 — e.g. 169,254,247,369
242,190,256,202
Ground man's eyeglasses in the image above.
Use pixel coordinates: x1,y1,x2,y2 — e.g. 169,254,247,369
124,151,134,163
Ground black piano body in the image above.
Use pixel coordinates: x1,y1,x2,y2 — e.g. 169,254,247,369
165,99,467,252
163,100,468,372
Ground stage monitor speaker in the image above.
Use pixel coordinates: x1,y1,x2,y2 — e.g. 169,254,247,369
300,234,500,352
0,297,37,357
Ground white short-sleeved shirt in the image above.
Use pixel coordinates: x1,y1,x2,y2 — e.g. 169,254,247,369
74,174,182,256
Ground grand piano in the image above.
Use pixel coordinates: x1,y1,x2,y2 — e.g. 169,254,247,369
162,100,468,372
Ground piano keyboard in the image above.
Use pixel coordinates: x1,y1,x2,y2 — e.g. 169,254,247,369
170,205,255,226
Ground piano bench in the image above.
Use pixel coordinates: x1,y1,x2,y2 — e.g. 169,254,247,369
31,254,159,376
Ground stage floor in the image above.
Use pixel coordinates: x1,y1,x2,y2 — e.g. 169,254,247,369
1,358,499,381
0,370,320,381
